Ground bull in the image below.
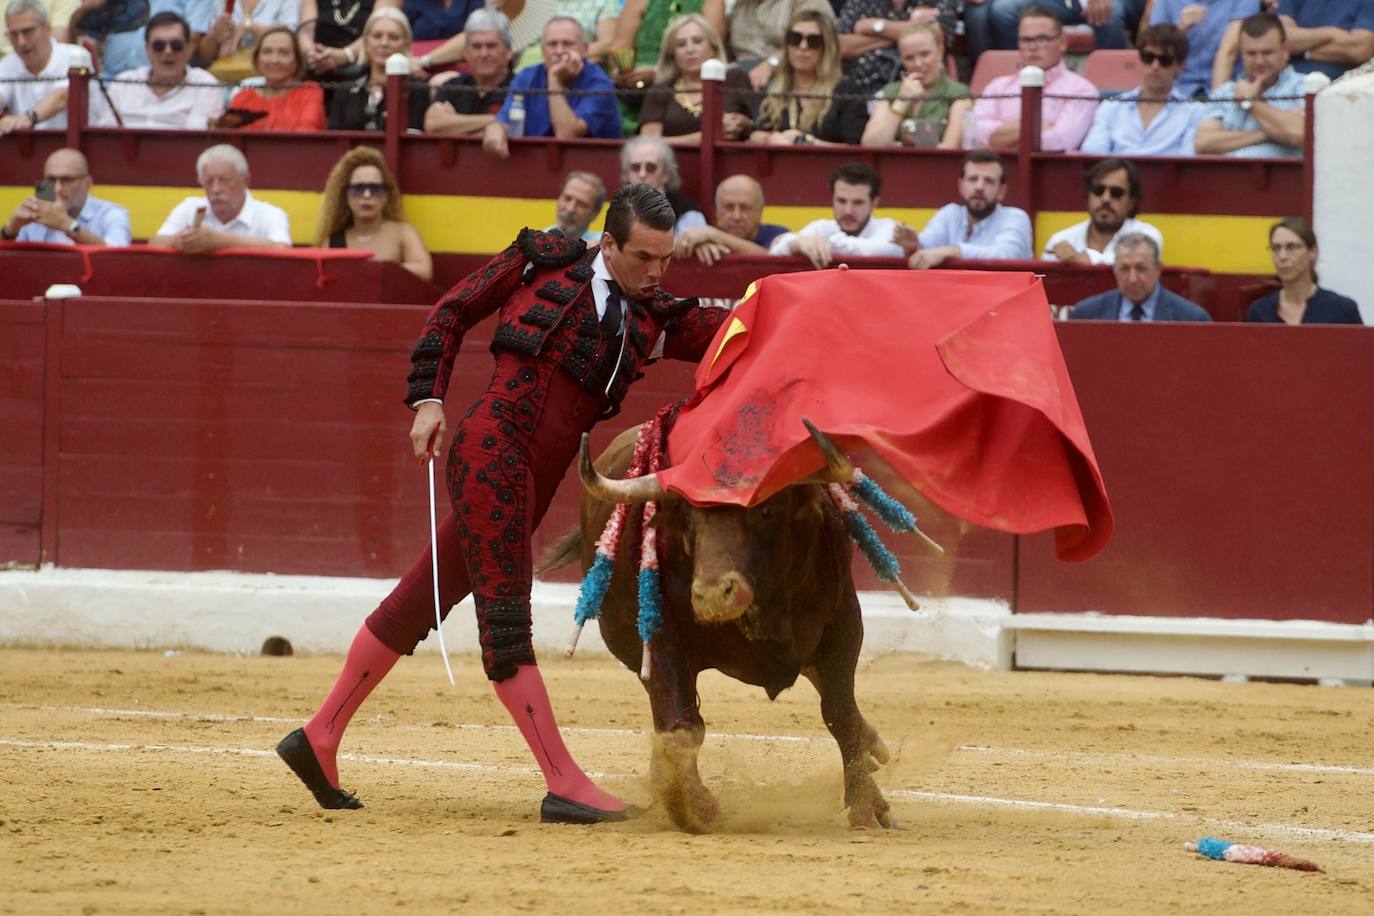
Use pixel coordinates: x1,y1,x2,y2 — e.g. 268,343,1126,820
538,420,893,832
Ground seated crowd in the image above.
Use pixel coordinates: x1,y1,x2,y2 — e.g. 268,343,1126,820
2,0,1371,155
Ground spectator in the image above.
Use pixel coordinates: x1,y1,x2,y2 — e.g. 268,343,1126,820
0,147,131,245
907,150,1032,269
836,0,957,96
972,6,1097,152
327,7,429,131
860,24,971,148
213,25,324,130
675,174,788,265
769,162,907,267
403,0,480,46
727,0,834,91
606,0,725,130
316,146,432,281
513,0,620,71
423,8,512,135
1042,158,1163,266
1147,0,1255,98
1246,217,1362,324
1216,1,1374,85
481,17,621,159
619,135,705,234
298,0,403,78
190,0,301,83
1081,24,1204,156
988,0,1146,52
751,10,868,146
1195,12,1304,158
638,13,754,143
548,170,607,242
96,12,225,128
1,0,73,52
0,0,85,134
1068,233,1211,321
150,144,291,251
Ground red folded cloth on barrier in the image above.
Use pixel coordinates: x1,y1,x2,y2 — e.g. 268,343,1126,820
657,268,1114,562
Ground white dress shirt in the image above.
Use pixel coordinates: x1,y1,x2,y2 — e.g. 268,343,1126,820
97,65,226,129
592,249,665,359
0,41,94,129
156,190,291,244
768,215,905,258
1040,217,1164,266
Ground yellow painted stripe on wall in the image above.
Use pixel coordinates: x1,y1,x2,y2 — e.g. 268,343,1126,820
1,184,1279,275
1035,211,1281,275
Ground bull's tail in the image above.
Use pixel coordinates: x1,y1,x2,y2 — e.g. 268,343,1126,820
535,525,583,575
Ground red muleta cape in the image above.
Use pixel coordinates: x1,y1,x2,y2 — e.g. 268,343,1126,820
657,269,1113,562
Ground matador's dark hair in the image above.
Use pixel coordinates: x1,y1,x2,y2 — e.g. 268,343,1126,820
604,184,676,246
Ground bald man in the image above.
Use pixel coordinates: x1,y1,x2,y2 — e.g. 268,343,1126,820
673,175,789,266
1,147,131,245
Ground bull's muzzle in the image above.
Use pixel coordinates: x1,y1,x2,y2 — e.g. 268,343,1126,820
690,572,754,623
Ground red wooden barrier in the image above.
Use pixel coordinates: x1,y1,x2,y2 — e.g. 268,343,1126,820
0,300,45,567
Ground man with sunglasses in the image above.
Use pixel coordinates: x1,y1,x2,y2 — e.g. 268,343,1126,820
150,144,290,252
972,5,1098,151
94,11,224,128
1081,25,1203,156
619,136,706,236
1,147,131,245
1041,157,1163,266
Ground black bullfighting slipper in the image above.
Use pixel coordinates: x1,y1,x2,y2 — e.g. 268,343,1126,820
539,793,640,825
276,728,364,810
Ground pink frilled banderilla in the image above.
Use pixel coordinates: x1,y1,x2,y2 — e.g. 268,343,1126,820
1186,837,1323,872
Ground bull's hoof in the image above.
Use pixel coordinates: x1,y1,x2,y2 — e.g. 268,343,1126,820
539,793,640,825
847,799,895,830
661,782,720,834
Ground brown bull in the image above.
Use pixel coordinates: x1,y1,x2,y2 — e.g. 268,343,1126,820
538,422,892,832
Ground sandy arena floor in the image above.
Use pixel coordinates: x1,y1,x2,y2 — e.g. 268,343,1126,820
1,644,1372,915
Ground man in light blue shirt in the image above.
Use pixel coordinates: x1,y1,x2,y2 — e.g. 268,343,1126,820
1195,12,1306,158
908,150,1032,270
1081,24,1203,156
1149,0,1257,98
1,148,131,245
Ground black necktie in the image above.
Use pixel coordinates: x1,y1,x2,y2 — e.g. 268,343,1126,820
1129,301,1145,322
601,279,624,338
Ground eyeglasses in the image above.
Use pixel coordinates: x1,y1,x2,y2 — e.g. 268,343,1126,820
1090,183,1128,200
628,161,660,175
347,182,387,198
44,173,88,184
150,38,187,53
1017,33,1060,47
1269,242,1307,255
1139,50,1177,67
786,30,824,50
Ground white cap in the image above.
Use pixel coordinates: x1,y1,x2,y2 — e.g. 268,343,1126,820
45,284,83,299
385,53,412,77
1301,71,1332,95
1018,65,1045,88
701,58,726,82
66,46,93,71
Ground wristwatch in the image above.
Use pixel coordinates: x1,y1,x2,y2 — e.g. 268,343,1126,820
766,55,780,68
67,219,82,237
25,109,40,127
872,20,886,34
1240,97,1254,112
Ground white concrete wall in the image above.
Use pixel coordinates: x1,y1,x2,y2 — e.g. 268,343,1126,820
1313,69,1374,324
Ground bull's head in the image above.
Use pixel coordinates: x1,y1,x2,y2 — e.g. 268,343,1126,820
578,419,855,625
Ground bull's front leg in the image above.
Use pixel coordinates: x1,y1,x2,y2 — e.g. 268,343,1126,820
804,593,893,829
644,655,719,833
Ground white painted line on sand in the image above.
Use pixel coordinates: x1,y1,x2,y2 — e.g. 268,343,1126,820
892,789,1374,845
4,737,1371,845
956,744,1374,777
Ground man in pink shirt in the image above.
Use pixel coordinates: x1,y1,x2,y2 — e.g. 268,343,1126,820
973,5,1099,151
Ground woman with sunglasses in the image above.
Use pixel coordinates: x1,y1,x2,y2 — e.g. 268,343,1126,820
727,0,834,91
639,13,754,143
751,11,867,146
860,23,969,148
1245,217,1362,325
327,7,430,131
317,146,433,281
214,26,326,131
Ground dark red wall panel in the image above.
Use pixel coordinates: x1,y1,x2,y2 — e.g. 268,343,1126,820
0,300,45,566
1017,322,1374,624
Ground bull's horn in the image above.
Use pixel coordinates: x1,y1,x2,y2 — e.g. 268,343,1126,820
800,418,856,485
577,433,673,505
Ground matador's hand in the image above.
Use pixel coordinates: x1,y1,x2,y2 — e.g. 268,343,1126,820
410,401,447,462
